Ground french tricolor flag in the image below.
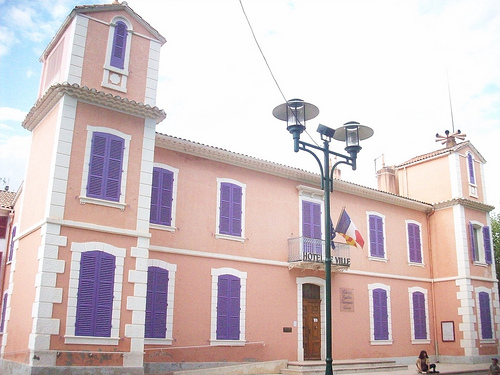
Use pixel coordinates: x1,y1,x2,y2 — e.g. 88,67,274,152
335,208,365,248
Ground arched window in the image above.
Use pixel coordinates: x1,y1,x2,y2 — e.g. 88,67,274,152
102,17,132,92
210,267,247,346
110,21,127,69
467,152,476,185
145,266,169,338
75,251,116,337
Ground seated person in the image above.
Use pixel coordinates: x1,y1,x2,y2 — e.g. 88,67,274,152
416,350,438,373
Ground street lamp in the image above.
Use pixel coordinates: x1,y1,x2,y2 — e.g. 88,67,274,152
273,99,373,375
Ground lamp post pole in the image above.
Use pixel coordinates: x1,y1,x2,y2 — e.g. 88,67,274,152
322,137,334,375
273,99,373,375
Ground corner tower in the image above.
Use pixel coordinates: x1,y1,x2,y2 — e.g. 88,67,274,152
1,2,166,374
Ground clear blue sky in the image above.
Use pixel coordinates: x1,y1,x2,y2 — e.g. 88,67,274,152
1,0,499,212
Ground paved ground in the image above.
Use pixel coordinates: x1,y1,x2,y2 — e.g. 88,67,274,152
353,362,490,375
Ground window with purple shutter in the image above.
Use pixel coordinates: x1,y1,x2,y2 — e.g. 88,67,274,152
369,215,384,258
467,153,475,185
145,266,169,338
412,291,427,339
8,225,16,262
217,274,240,340
483,226,492,264
0,292,7,332
0,216,8,239
302,200,322,255
75,251,115,337
479,292,493,339
373,288,389,340
469,222,479,262
408,223,422,263
87,132,124,202
219,183,242,237
110,21,127,69
150,168,174,226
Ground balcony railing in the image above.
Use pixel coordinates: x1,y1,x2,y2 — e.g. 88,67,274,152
288,237,351,271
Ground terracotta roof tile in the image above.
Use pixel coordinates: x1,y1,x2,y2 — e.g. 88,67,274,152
0,190,16,209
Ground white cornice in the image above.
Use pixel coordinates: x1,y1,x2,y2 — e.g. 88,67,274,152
433,197,495,213
22,83,166,131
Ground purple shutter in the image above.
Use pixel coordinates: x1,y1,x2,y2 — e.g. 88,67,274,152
373,288,388,340
88,133,107,198
467,153,475,184
150,168,160,223
75,251,115,337
217,276,229,339
150,168,173,226
219,183,242,236
369,215,384,258
219,184,231,235
160,171,174,225
0,292,7,332
231,185,242,236
0,216,8,239
479,292,493,339
302,201,322,255
228,277,241,340
145,266,168,338
110,21,127,69
412,292,426,339
94,253,115,337
469,222,477,262
8,226,16,262
217,274,240,340
408,223,422,263
87,132,124,202
483,226,492,264
106,137,123,201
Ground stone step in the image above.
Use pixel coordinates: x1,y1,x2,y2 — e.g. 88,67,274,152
282,361,407,375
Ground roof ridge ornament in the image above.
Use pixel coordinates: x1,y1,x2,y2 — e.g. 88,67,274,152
435,129,466,148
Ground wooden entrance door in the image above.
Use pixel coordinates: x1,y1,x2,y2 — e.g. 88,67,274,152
303,298,321,360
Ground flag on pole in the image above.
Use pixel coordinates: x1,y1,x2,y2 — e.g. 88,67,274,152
335,208,365,248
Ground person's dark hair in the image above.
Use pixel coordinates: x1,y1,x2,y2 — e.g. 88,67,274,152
419,350,429,359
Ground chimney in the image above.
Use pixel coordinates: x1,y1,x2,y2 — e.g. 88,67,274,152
377,165,398,195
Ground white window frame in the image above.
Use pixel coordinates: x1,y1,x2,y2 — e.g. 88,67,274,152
149,163,179,233
215,178,246,242
64,242,125,345
406,220,424,266
408,287,430,343
368,283,392,345
209,267,247,346
298,188,325,261
144,259,177,345
470,220,488,265
102,16,133,93
466,152,478,198
7,223,17,264
79,126,131,210
366,211,387,261
476,287,495,343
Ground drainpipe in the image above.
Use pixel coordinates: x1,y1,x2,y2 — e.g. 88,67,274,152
427,208,439,362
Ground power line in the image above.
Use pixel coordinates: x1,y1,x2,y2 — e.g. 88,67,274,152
238,0,288,104
238,0,320,146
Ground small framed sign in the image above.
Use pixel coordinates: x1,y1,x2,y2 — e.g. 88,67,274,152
441,321,455,342
340,288,354,312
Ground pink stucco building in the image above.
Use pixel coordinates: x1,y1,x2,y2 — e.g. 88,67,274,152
0,2,497,374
